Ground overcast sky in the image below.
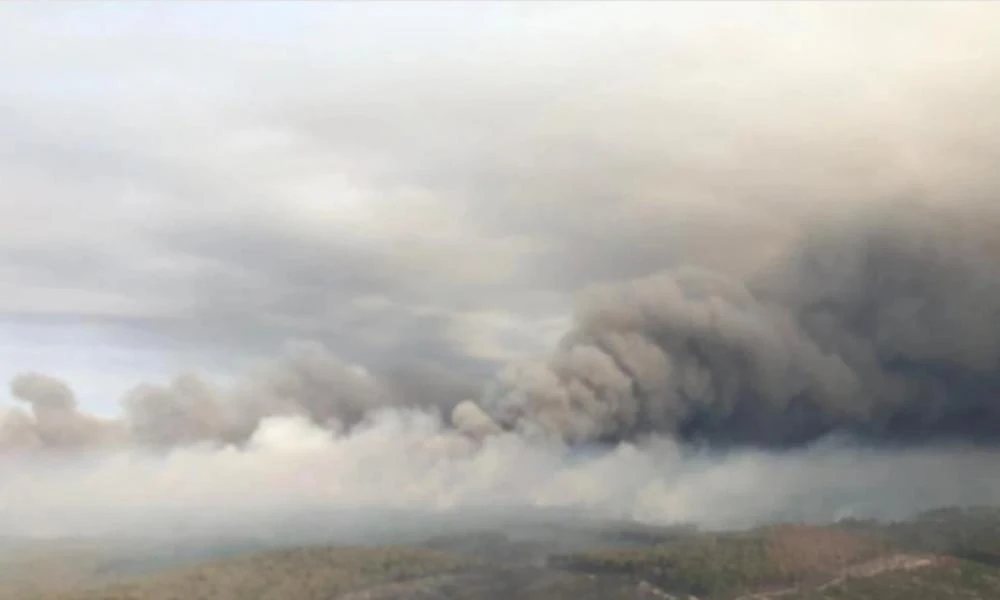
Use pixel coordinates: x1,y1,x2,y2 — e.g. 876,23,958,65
3,1,999,414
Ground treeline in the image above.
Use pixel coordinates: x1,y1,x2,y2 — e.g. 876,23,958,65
878,506,1000,567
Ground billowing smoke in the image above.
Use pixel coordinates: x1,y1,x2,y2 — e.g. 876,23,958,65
2,373,124,451
1,342,393,453
2,204,1000,539
2,205,999,455
473,204,1000,447
3,2,1000,551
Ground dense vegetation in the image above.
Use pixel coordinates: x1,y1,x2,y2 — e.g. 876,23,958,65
878,506,1000,566
552,524,889,598
786,560,1000,600
546,508,1000,599
9,507,1000,599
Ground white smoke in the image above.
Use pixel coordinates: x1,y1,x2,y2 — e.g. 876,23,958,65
3,407,1000,539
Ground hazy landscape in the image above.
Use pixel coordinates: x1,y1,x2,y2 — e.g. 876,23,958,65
3,2,1000,599
5,507,1000,599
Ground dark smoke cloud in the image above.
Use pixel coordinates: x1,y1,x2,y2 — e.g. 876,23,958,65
4,205,998,453
473,204,1000,448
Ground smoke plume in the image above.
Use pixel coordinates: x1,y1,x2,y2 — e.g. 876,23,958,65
472,204,1000,447
0,210,1000,539
1,204,999,539
3,373,123,451
4,2,1000,548
2,205,999,455
1,342,392,453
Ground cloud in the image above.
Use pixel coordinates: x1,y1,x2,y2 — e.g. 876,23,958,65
3,2,1000,372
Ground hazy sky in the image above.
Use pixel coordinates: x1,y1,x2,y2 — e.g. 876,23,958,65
3,1,999,413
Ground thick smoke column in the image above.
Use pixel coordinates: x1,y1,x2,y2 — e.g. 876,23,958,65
471,205,1000,447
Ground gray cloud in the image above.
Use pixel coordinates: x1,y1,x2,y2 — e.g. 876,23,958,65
4,2,1000,374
